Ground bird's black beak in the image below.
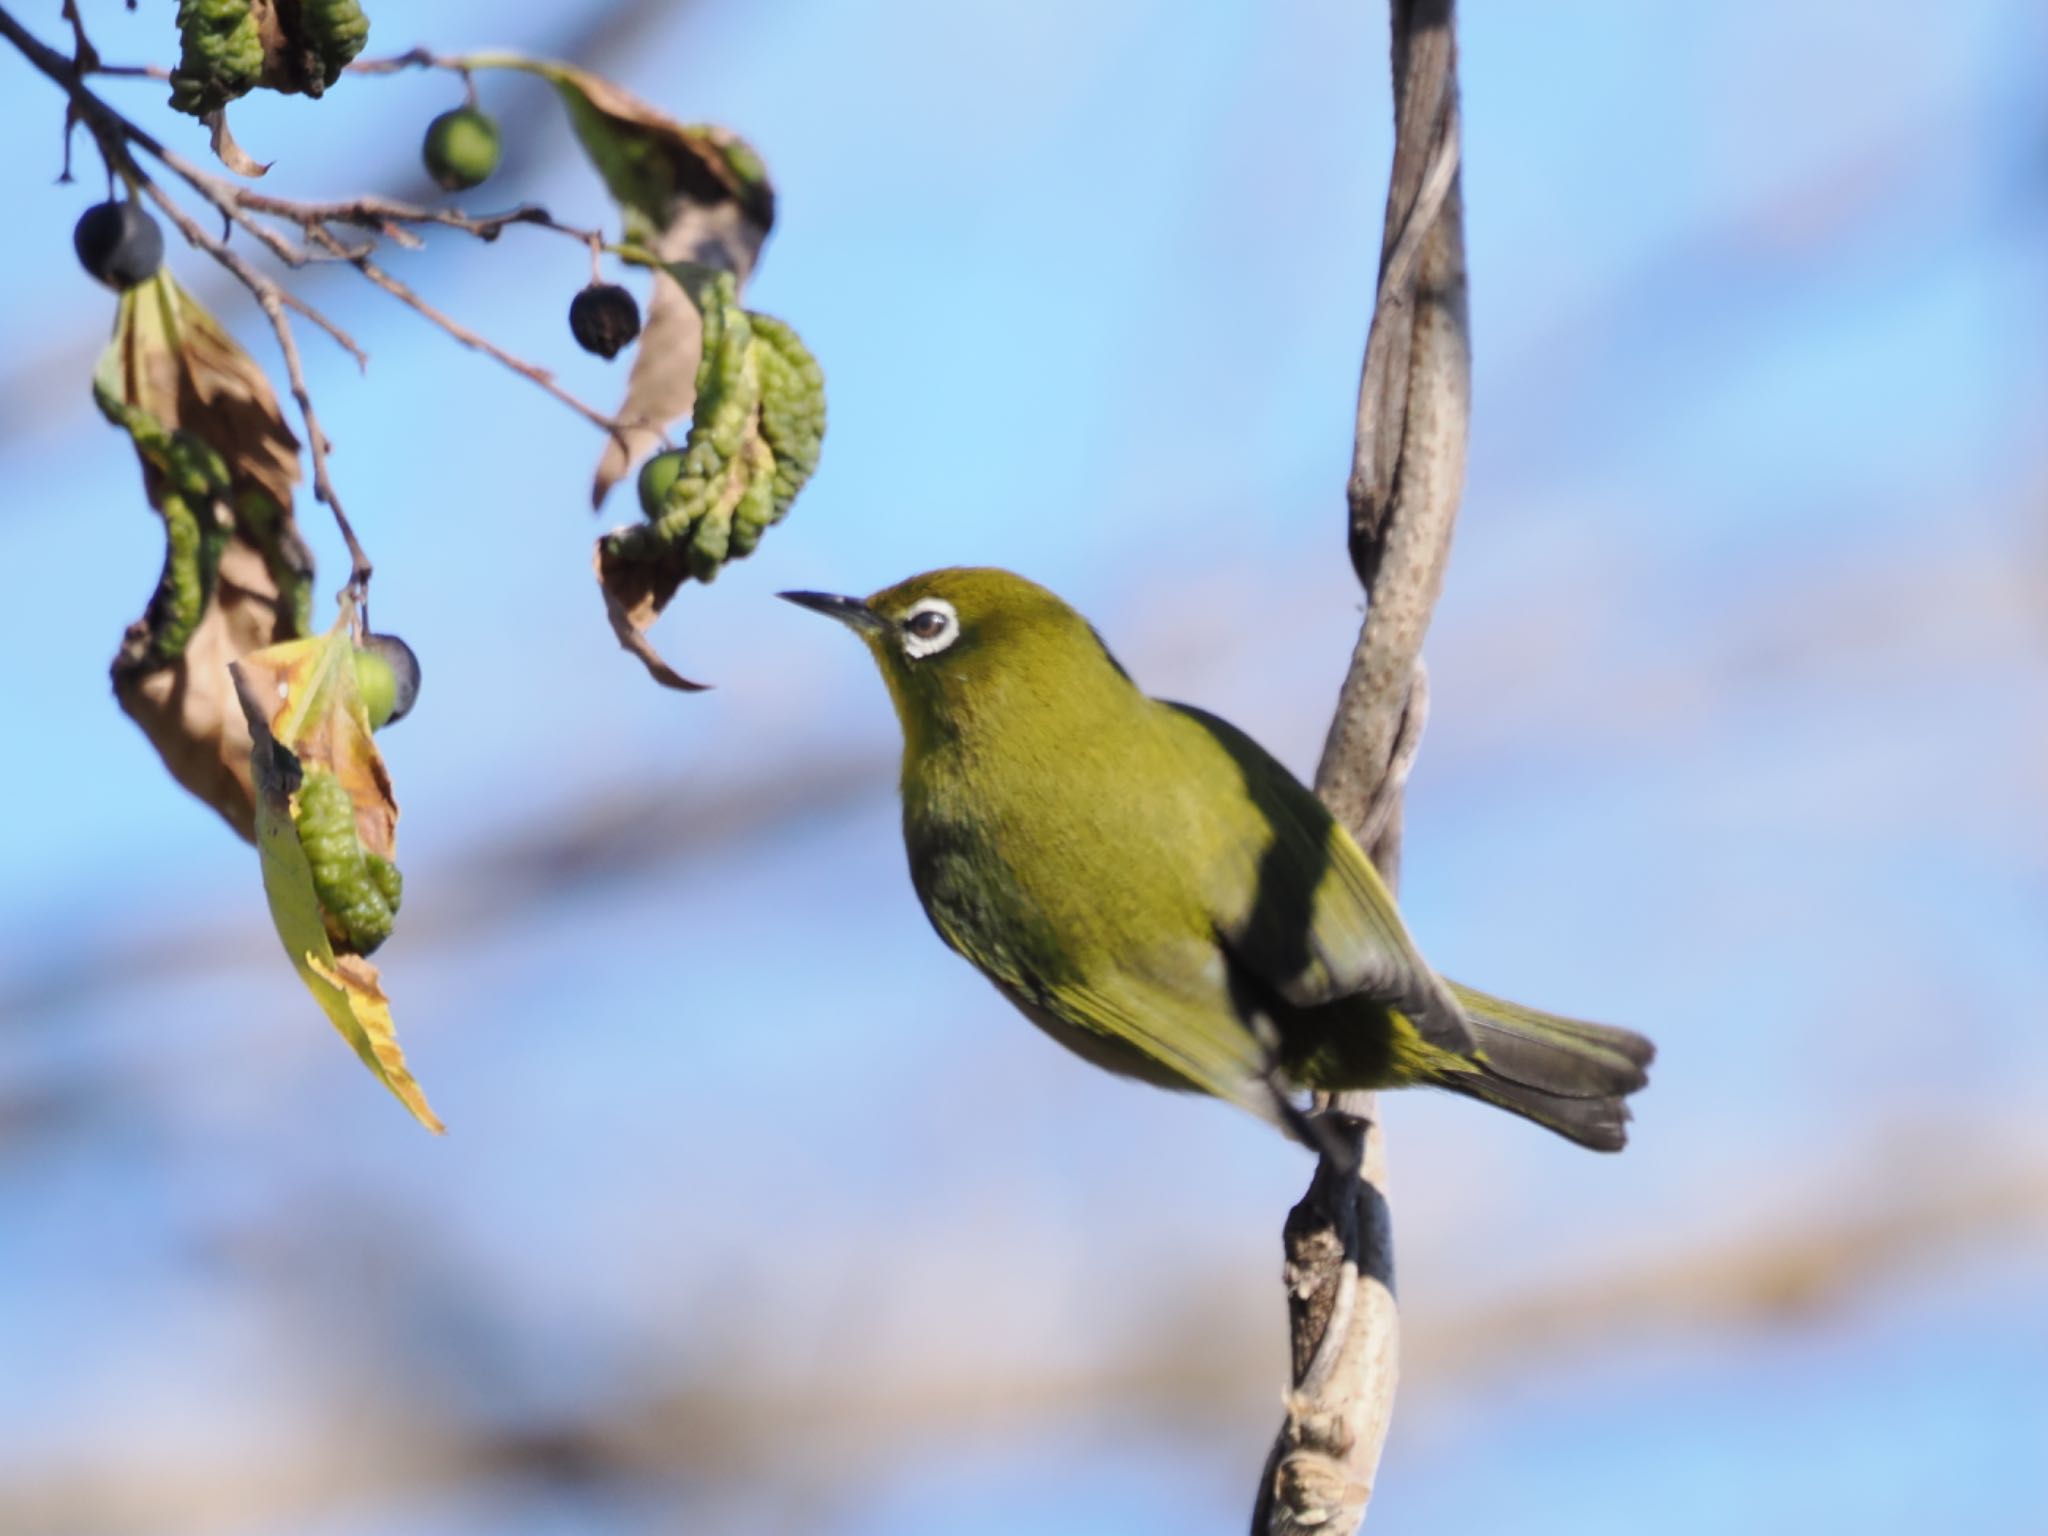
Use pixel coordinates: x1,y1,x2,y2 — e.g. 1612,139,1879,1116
778,590,889,635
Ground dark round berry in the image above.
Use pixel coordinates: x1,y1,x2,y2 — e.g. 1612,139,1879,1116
355,632,421,729
569,283,643,360
422,107,501,192
74,200,165,290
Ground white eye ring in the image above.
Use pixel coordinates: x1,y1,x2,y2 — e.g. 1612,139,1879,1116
900,597,960,659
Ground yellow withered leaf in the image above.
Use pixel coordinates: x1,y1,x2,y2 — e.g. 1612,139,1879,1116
231,606,442,1133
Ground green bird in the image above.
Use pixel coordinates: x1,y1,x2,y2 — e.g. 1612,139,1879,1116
781,568,1653,1151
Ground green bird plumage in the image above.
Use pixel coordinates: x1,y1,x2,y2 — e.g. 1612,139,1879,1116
782,568,1653,1151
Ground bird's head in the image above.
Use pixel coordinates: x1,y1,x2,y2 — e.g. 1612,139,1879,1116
780,567,1131,749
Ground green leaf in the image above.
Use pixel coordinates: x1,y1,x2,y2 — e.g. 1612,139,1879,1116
469,55,772,242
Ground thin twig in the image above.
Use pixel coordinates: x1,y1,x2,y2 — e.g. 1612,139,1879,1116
1252,2,1471,1533
0,5,377,593
135,141,371,363
58,0,96,73
135,171,372,580
345,46,461,77
130,151,619,431
304,226,627,444
133,171,374,590
127,119,607,272
235,190,606,249
1,3,637,593
12,8,612,365
78,60,169,79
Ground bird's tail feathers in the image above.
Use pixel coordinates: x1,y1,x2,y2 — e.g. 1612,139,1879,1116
1435,981,1655,1152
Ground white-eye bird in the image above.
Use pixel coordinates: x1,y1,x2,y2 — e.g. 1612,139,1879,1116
782,568,1653,1150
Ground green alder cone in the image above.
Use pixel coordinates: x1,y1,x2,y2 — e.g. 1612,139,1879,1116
171,0,367,109
94,376,238,665
780,569,1659,1154
422,108,502,192
169,0,264,116
610,273,756,583
367,849,403,911
293,767,400,956
607,272,825,584
146,490,227,662
143,429,234,662
749,313,825,520
299,0,371,93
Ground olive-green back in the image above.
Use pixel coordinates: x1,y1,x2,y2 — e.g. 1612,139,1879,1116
866,569,1470,1124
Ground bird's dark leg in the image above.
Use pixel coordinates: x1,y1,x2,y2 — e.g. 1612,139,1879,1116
1249,1007,1362,1175
1293,1097,1364,1177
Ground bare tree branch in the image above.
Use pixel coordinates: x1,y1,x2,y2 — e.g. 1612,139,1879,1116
0,4,636,597
1254,2,1469,1531
302,225,630,445
0,5,382,589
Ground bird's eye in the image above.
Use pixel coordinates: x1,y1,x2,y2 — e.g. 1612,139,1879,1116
899,599,959,659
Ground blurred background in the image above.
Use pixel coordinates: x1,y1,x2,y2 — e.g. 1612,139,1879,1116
3,2,2046,1532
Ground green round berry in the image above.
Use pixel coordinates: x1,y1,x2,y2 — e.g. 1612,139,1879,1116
637,449,688,520
422,107,501,192
353,632,420,730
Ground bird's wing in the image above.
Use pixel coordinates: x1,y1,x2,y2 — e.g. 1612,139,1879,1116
1041,963,1300,1131
1165,704,1475,1056
909,829,1286,1118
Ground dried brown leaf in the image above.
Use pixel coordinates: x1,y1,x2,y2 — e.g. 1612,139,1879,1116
169,289,303,512
472,56,775,506
98,276,313,841
114,539,297,840
514,60,776,237
594,543,707,692
204,107,272,178
592,262,701,509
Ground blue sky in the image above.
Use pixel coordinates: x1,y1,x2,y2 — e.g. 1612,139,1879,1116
2,3,2046,1533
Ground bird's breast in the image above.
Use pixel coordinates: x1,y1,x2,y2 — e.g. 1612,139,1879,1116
899,727,1212,983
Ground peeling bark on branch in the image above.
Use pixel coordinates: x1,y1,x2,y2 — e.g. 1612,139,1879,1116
1318,0,1468,867
1253,2,1469,1532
